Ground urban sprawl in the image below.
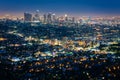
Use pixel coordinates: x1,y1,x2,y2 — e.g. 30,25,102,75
0,10,120,80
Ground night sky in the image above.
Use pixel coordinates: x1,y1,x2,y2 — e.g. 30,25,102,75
0,0,120,17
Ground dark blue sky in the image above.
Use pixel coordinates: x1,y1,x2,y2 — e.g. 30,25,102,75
0,0,120,16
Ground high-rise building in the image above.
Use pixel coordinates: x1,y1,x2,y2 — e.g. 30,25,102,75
43,14,47,23
65,14,68,22
72,17,75,23
33,10,40,22
52,13,56,22
47,12,52,23
24,13,32,22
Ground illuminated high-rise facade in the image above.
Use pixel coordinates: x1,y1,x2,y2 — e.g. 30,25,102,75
65,14,68,22
43,14,47,23
52,13,56,22
47,12,52,23
24,12,32,22
33,10,40,22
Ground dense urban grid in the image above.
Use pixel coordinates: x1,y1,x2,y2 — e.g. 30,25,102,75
0,11,120,80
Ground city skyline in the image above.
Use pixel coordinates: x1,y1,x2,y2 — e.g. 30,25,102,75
0,0,120,17
0,0,120,79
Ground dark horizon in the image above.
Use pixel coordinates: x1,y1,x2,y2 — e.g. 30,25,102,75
0,0,120,17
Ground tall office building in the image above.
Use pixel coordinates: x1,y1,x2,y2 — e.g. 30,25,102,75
52,13,56,22
47,12,52,23
24,13,32,22
33,10,40,22
72,17,75,23
43,14,47,23
65,14,68,22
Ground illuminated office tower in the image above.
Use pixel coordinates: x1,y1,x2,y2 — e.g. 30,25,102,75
79,19,83,24
33,10,40,22
72,17,75,23
43,14,47,23
24,12,32,22
47,12,52,23
52,13,56,22
87,16,91,23
64,14,68,22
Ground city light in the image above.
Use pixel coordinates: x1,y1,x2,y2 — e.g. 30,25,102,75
0,1,120,80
